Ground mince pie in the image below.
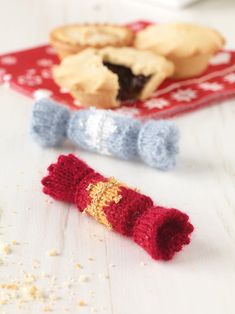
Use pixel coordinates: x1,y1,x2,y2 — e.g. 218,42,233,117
50,24,134,59
52,47,174,108
134,23,225,79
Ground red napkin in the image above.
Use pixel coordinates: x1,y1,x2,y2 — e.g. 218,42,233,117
1,20,235,119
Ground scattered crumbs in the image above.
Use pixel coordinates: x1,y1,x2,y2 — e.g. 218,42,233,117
0,299,8,305
24,273,37,284
140,262,147,267
28,285,38,298
1,243,11,255
26,285,44,300
91,307,97,313
75,263,82,269
43,306,53,312
78,300,86,307
12,240,18,245
0,283,19,290
0,258,4,265
99,238,104,242
79,275,90,283
88,257,94,261
47,250,59,257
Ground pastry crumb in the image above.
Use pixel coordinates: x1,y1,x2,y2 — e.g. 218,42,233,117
0,299,8,305
75,263,82,269
47,250,59,257
43,306,53,312
78,300,86,306
24,273,37,283
0,283,18,290
27,285,39,299
79,275,90,283
1,243,11,255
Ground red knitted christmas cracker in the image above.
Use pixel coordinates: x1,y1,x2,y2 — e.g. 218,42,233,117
42,154,194,260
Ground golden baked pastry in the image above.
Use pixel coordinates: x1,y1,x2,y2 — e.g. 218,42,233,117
134,23,225,79
53,47,174,108
50,24,134,59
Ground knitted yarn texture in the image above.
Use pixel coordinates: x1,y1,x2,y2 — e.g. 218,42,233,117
42,154,194,260
31,99,179,170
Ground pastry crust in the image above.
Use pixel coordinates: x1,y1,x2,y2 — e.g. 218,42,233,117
53,48,119,108
50,24,134,59
98,47,174,100
53,47,174,108
134,23,225,79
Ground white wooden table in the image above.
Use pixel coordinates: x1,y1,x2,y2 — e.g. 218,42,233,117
0,0,235,313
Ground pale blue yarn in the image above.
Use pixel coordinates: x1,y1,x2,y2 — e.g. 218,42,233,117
67,110,94,152
138,120,179,170
106,116,141,160
30,98,70,147
68,110,141,160
30,99,179,170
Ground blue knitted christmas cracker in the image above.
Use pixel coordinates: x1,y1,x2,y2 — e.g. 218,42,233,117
30,99,179,170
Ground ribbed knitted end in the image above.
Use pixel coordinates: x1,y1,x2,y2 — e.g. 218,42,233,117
41,154,94,203
133,206,194,260
138,120,179,170
30,99,70,147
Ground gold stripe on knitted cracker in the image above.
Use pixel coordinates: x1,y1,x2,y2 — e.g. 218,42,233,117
84,177,122,229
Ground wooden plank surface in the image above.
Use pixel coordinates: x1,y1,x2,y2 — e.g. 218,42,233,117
0,1,235,313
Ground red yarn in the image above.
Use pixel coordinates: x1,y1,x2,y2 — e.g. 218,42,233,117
103,186,153,236
42,154,94,203
133,207,194,260
41,154,194,261
75,172,107,212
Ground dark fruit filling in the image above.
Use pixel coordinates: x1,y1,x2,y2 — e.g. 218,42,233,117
103,62,150,101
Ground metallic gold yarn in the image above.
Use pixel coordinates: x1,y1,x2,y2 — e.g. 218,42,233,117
84,177,122,229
